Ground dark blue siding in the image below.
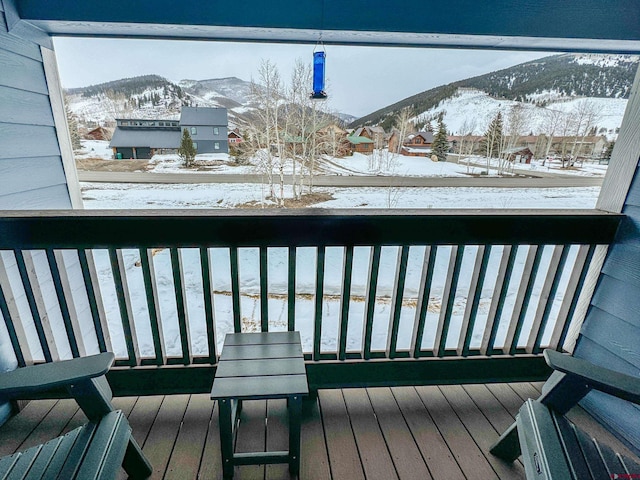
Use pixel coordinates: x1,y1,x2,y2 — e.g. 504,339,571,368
0,28,71,209
575,154,640,456
0,13,74,424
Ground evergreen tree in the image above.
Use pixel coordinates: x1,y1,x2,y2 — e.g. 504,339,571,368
178,129,197,167
481,112,503,159
603,141,615,161
431,114,449,162
64,98,81,150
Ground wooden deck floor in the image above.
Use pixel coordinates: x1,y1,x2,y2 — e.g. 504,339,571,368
1,382,637,479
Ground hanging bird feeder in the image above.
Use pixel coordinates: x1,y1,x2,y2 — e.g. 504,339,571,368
311,47,327,100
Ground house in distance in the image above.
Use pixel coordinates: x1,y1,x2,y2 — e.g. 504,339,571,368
109,106,229,159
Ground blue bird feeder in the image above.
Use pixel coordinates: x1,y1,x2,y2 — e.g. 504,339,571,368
311,50,327,99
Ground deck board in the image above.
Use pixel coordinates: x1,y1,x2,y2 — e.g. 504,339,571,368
164,394,214,480
0,399,56,456
416,386,499,480
343,388,399,480
367,387,432,480
441,385,525,478
300,395,332,480
391,386,465,480
319,389,365,480
141,394,190,479
1,384,637,480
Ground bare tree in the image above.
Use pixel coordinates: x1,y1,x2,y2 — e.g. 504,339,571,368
457,117,477,173
569,99,603,165
540,108,564,165
248,60,285,206
499,104,526,174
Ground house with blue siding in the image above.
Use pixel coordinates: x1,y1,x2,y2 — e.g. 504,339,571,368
180,106,229,154
109,107,229,159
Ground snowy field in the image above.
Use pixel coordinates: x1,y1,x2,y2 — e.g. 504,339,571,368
77,179,601,359
78,140,609,179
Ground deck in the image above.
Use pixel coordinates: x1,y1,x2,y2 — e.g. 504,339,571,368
1,382,637,480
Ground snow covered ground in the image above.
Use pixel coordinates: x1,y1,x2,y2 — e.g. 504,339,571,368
80,140,609,178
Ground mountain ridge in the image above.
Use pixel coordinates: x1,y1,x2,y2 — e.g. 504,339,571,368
351,53,639,130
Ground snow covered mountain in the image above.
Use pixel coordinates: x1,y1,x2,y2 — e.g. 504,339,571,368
352,53,639,134
65,75,256,128
178,77,252,107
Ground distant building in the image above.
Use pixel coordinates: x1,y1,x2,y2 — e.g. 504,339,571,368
353,126,386,148
502,146,534,164
84,126,112,141
228,129,243,144
399,131,434,157
347,135,374,154
109,107,228,159
180,107,229,154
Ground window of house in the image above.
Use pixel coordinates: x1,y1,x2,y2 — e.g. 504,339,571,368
191,127,197,135
193,142,198,150
214,142,220,150
213,127,219,135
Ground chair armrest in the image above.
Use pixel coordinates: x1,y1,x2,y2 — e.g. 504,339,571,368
0,353,114,399
544,349,640,405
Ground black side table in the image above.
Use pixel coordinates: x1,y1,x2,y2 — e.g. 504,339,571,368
211,331,308,478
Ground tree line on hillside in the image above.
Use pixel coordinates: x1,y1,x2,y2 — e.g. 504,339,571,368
353,54,637,129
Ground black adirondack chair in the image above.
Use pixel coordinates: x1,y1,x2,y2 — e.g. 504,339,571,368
0,353,152,479
490,349,640,479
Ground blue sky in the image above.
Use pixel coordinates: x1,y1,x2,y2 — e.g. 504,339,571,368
53,37,549,117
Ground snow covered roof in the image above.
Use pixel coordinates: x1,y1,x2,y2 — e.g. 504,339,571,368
110,128,182,148
180,107,228,126
402,146,432,154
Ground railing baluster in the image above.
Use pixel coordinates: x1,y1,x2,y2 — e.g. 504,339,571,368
550,244,596,350
78,249,112,353
288,247,296,331
411,246,437,358
363,246,382,360
109,248,140,366
140,248,166,365
47,249,84,358
170,248,192,365
200,248,217,363
338,245,354,361
0,253,32,366
505,245,544,355
387,246,410,359
435,246,464,357
260,246,268,332
14,251,58,362
229,247,241,333
0,286,27,366
481,245,518,356
313,246,325,360
528,245,570,354
458,245,492,357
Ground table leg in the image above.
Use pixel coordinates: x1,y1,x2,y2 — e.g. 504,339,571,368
218,398,235,479
288,395,302,475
